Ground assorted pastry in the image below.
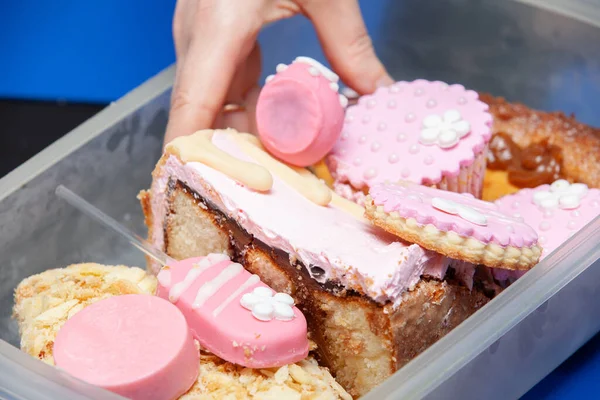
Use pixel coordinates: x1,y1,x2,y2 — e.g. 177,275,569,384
12,56,600,399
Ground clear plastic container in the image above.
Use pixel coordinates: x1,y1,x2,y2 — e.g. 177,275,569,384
1,1,599,398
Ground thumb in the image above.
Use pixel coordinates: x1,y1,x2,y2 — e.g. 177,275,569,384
300,0,393,94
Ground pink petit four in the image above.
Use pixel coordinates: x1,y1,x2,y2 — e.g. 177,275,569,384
328,79,493,202
156,253,309,368
256,57,347,167
366,181,541,269
54,294,199,400
495,180,600,260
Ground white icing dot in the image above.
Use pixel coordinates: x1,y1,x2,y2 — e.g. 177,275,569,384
371,142,381,152
377,122,387,131
401,168,411,178
265,75,275,83
414,88,425,96
592,200,600,207
364,168,377,179
329,82,339,92
389,85,401,94
512,201,520,209
276,63,287,73
405,113,416,123
294,57,339,82
513,212,521,219
308,67,320,76
424,155,434,165
571,210,581,217
539,236,547,245
339,94,348,108
339,149,347,156
506,225,515,233
397,133,407,142
345,115,354,123
539,221,551,231
457,97,467,105
388,100,397,109
358,135,367,144
366,99,377,109
426,99,437,108
388,153,399,164
353,158,362,166
409,144,420,154
340,132,349,140
567,220,578,230
362,115,371,124
543,209,554,219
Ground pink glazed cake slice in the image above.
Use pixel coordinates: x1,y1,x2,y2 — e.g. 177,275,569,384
139,129,490,397
328,79,493,204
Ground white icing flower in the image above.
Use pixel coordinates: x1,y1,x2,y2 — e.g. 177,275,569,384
533,180,588,210
240,287,295,322
419,109,471,148
431,197,487,226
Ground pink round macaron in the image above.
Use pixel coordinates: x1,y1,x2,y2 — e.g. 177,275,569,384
256,57,347,167
494,180,600,259
54,294,199,400
328,79,493,202
156,254,309,368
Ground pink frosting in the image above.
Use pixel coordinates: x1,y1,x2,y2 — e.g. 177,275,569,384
494,184,600,259
369,181,539,247
149,131,451,307
156,255,309,368
54,295,199,400
256,60,344,167
328,80,493,188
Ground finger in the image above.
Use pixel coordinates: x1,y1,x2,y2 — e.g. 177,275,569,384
225,42,262,105
300,0,394,94
164,11,258,145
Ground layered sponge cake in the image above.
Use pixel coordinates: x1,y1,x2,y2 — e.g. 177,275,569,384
139,129,490,397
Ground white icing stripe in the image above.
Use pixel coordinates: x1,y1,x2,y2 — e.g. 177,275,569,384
212,274,260,317
169,259,220,303
294,56,339,83
158,269,171,287
192,263,244,309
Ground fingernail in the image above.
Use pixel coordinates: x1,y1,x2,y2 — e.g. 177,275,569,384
376,75,395,89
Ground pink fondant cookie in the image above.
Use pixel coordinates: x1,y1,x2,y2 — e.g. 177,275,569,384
495,180,600,260
364,181,542,269
256,57,347,167
328,80,493,202
54,294,199,400
156,253,309,368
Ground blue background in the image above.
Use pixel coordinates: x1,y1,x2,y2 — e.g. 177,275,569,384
1,1,600,398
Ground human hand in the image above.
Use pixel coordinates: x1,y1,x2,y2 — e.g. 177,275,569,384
164,0,394,146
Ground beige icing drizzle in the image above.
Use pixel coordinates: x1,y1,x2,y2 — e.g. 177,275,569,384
231,133,332,206
296,168,366,220
166,129,273,192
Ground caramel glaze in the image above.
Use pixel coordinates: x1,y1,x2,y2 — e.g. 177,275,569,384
480,93,600,188
487,132,564,188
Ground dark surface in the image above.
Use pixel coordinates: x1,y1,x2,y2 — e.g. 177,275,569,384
0,100,104,177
